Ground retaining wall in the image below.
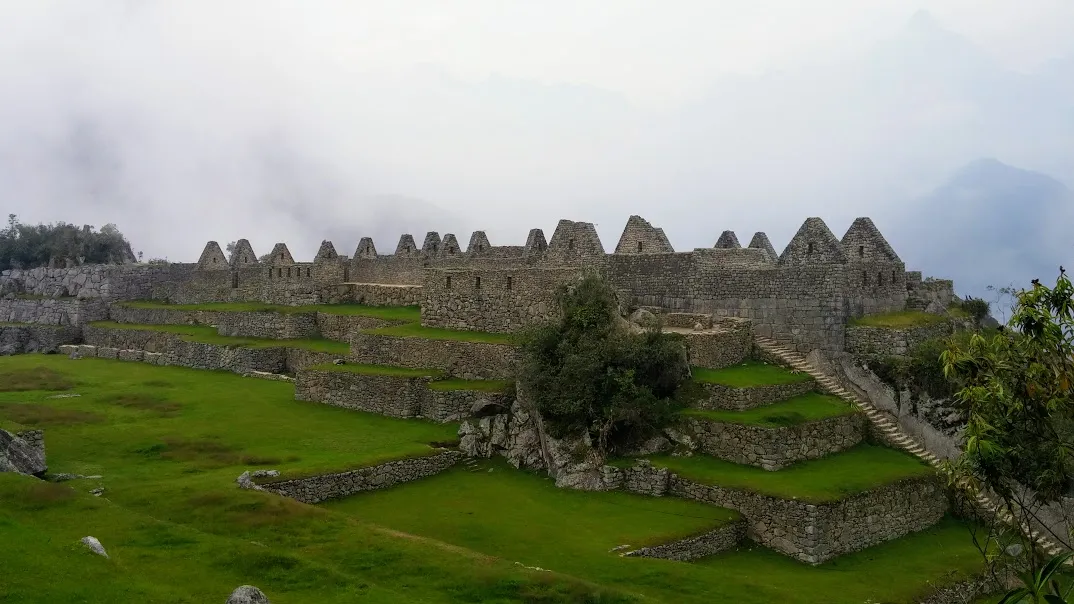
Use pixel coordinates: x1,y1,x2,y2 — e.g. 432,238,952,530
607,462,947,564
214,311,320,340
684,319,753,369
349,333,515,380
623,521,746,561
0,324,81,354
256,450,463,503
844,321,954,356
683,414,866,470
694,380,816,411
0,298,109,326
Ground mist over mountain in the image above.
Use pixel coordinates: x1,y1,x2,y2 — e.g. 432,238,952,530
0,4,1070,287
887,158,1074,305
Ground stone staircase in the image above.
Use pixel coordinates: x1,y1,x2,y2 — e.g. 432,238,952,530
754,336,1066,558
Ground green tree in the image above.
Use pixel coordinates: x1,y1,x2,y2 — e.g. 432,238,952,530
517,274,691,456
942,268,1074,595
0,215,136,270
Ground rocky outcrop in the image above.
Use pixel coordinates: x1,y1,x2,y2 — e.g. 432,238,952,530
459,396,608,490
226,586,271,603
80,536,108,558
0,428,46,476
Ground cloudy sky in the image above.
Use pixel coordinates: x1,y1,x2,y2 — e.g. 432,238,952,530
1,1,1071,281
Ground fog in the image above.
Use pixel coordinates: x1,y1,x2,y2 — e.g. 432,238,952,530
1,1,1072,296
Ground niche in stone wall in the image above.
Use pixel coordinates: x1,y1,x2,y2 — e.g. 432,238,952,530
858,245,864,257
475,276,482,290
287,267,292,278
506,276,512,290
568,238,575,250
863,272,869,286
877,271,883,286
231,273,238,288
306,267,311,278
807,242,815,254
278,268,282,278
446,276,452,289
892,269,897,284
637,241,644,252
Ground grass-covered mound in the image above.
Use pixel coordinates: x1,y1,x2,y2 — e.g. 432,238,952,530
849,310,950,329
682,393,857,427
116,300,421,321
87,321,351,355
691,361,813,387
0,356,987,603
640,445,936,503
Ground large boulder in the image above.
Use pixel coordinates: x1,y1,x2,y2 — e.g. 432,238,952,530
226,585,270,604
0,429,46,476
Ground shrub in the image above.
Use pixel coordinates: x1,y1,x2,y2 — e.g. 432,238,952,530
517,274,691,456
959,296,991,326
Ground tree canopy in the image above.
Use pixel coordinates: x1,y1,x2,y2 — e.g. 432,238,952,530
516,274,692,456
0,214,136,271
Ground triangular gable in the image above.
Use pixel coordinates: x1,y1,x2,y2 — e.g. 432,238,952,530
778,217,847,265
548,220,605,255
840,217,902,263
268,243,295,264
228,239,258,267
524,228,548,256
467,231,491,255
421,232,441,255
314,240,339,262
353,237,377,259
197,241,228,270
395,234,419,257
714,230,741,249
614,215,674,253
747,232,778,262
439,234,462,257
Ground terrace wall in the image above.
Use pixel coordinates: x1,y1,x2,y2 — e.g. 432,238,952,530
214,311,320,340
694,381,816,411
349,333,515,380
681,414,866,470
79,327,288,374
315,314,398,342
622,521,746,561
0,324,80,354
844,321,956,356
683,319,753,369
295,369,508,422
420,267,581,333
0,298,109,326
609,462,947,564
255,450,463,504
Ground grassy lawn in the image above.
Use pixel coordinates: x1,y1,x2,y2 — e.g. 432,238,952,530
428,378,514,393
324,459,986,604
0,355,990,603
849,310,950,329
116,300,421,321
642,445,936,503
88,321,351,355
362,323,515,345
691,360,812,388
682,393,857,427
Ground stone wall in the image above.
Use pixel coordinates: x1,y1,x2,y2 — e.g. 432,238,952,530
420,267,582,333
294,369,508,422
0,324,81,354
256,450,463,503
14,429,44,460
610,461,947,564
108,305,219,326
215,311,320,340
844,321,955,356
694,380,816,411
1,264,196,302
0,298,109,326
332,283,422,306
683,319,753,369
681,414,866,470
78,328,288,374
315,313,398,342
623,521,746,561
349,333,515,380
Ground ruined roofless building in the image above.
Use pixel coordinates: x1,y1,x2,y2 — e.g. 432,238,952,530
180,215,949,355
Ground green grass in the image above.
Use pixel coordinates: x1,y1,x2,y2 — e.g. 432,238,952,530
88,321,351,354
682,393,857,427
642,445,937,503
363,323,515,345
324,458,987,603
850,310,950,329
691,360,813,387
427,379,513,393
0,355,991,603
117,300,421,321
310,362,444,378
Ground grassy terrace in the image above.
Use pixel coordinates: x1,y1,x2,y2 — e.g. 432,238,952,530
0,356,988,603
87,321,351,354
362,323,515,345
116,300,422,322
692,360,813,388
311,363,513,393
849,309,950,329
682,393,857,427
637,445,936,503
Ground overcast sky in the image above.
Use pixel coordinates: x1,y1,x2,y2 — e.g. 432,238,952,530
1,1,1071,266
